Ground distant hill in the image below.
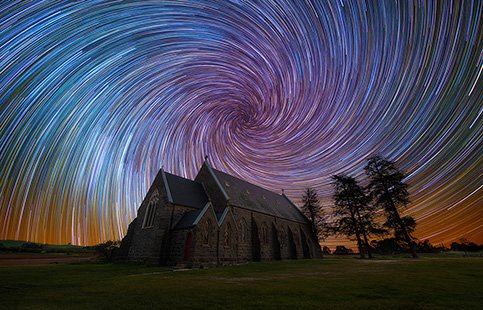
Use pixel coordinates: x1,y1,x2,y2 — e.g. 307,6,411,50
0,240,95,254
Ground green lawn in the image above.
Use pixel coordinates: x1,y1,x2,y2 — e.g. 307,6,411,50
1,256,482,309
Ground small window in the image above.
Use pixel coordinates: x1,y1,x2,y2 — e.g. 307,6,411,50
142,201,156,228
279,227,286,248
224,223,231,246
202,219,211,245
240,218,248,243
261,223,268,244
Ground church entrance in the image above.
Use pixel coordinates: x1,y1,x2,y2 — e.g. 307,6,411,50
184,232,193,261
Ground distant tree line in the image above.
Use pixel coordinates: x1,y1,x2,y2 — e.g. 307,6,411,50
300,155,481,258
450,239,483,252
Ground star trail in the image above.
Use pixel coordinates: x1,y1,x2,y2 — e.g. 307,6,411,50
0,1,481,246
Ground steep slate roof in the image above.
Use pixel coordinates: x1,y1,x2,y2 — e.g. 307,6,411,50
174,209,203,229
163,172,208,209
211,168,309,223
173,203,228,230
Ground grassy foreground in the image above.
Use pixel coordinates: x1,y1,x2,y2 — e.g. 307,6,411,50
1,256,482,309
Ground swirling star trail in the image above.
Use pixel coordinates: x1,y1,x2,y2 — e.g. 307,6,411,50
0,1,481,246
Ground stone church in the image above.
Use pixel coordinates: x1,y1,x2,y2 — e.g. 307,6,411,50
118,160,321,266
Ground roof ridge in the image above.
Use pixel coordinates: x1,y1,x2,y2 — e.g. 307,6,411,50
212,168,284,197
164,171,202,183
204,163,230,201
161,169,173,203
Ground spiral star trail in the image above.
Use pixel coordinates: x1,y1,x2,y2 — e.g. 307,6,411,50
0,1,481,247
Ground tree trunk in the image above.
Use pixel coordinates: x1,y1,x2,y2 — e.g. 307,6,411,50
393,210,418,258
355,209,373,259
349,210,365,259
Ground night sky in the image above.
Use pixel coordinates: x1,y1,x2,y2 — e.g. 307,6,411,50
1,1,481,247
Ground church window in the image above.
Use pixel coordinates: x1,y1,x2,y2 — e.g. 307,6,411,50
224,222,231,246
142,192,159,229
202,219,211,245
240,218,247,243
261,222,268,244
142,201,156,228
279,227,286,248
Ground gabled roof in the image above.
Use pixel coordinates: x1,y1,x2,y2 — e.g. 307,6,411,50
163,171,208,209
174,209,203,229
210,168,309,223
173,202,230,230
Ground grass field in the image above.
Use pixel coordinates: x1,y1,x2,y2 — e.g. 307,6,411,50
1,256,482,309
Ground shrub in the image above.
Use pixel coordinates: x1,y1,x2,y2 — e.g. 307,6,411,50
95,240,121,262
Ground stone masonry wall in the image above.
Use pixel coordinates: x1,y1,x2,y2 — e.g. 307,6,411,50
127,171,172,264
231,206,321,261
191,205,219,266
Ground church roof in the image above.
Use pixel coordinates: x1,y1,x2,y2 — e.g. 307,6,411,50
174,209,202,229
163,172,208,209
211,168,309,224
173,202,227,230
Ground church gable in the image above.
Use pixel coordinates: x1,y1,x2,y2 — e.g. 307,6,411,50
125,170,173,263
194,163,229,212
190,203,218,264
218,208,237,264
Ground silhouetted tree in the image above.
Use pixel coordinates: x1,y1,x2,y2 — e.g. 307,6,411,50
365,156,418,258
301,188,328,243
322,246,331,255
450,238,482,252
95,240,120,262
333,245,353,255
332,175,380,258
390,215,416,241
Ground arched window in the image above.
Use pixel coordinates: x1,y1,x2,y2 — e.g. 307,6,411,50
261,222,268,245
240,218,247,243
279,227,286,248
142,192,159,228
142,202,156,228
224,223,232,246
202,219,211,245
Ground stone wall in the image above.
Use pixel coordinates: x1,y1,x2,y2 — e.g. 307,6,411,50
218,209,237,265
167,228,190,264
191,205,219,266
231,205,321,261
126,171,171,264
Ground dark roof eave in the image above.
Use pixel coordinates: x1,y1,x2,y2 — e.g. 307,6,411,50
228,203,308,224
